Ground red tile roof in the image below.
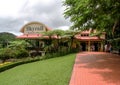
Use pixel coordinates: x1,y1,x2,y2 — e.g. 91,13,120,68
75,36,103,41
17,34,103,41
16,34,57,39
16,34,42,39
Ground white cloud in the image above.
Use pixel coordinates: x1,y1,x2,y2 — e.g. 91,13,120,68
28,0,54,6
0,0,71,35
57,26,70,30
23,20,29,24
0,0,26,18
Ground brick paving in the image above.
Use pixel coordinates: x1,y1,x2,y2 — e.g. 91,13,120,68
69,52,120,85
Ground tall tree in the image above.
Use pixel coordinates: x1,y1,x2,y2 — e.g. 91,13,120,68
63,30,81,51
63,0,120,38
41,30,55,52
42,29,65,52
52,29,65,51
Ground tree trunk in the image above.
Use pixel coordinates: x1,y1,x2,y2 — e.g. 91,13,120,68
112,20,118,37
70,37,74,51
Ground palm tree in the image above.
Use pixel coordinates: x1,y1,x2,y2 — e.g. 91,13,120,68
63,30,81,52
41,29,81,53
52,29,65,52
41,30,54,53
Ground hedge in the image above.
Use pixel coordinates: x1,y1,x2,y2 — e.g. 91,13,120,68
0,58,40,73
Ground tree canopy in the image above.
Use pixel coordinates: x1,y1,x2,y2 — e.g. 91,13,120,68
0,32,16,42
0,32,16,47
63,0,120,38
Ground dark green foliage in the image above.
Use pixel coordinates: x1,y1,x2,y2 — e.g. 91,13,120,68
0,40,29,62
0,32,16,41
15,49,29,58
63,30,81,50
52,29,65,37
107,38,120,50
0,32,16,47
42,30,54,39
42,29,65,53
63,0,120,38
43,53,58,59
0,48,29,62
42,30,80,55
44,46,76,59
8,40,28,49
0,48,15,63
8,40,29,58
0,58,40,73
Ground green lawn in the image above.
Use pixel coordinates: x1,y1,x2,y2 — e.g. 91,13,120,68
0,54,76,85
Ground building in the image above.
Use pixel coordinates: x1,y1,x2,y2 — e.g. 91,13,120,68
17,21,52,49
75,30,105,51
17,21,105,52
17,21,51,38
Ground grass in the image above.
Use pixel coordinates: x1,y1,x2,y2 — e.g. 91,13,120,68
0,53,76,85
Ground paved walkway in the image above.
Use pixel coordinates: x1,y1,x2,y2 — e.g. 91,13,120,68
69,52,120,85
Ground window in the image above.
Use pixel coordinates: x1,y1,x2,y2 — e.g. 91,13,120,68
81,34,89,36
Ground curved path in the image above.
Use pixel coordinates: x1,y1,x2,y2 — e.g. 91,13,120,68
69,52,120,85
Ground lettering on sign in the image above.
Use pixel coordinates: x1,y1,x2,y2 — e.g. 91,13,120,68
24,24,46,34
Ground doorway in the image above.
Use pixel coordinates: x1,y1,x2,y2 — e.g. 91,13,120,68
81,42,86,51
93,42,98,51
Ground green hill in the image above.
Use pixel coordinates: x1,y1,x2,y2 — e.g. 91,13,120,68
0,32,16,41
0,32,16,44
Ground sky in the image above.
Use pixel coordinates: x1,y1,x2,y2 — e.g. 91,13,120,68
0,0,71,35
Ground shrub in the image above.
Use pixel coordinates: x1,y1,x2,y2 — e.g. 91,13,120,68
43,53,58,59
0,47,29,62
15,49,29,59
0,58,40,72
0,48,15,63
8,40,29,50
